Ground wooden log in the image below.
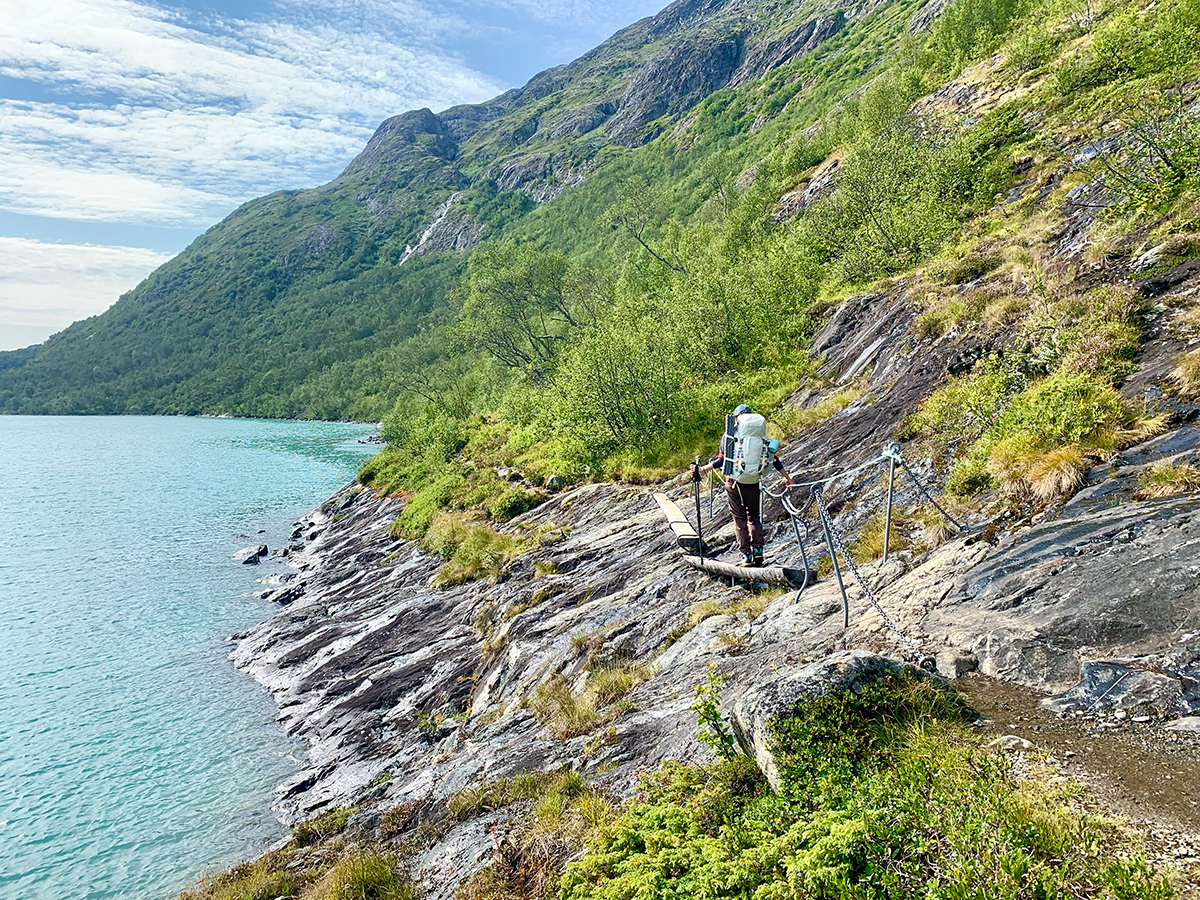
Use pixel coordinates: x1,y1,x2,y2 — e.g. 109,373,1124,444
681,554,814,588
653,492,703,554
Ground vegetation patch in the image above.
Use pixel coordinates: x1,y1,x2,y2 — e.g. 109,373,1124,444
1135,461,1200,499
448,769,587,822
911,284,1163,500
1171,348,1200,398
421,512,524,587
179,807,417,900
454,771,613,900
560,672,1172,900
530,663,652,740
489,486,548,522
293,806,354,848
780,385,865,432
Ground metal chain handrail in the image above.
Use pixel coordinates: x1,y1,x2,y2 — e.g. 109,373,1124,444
882,443,965,533
761,453,886,498
814,487,924,660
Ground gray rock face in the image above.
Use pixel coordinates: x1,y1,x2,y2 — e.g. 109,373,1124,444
929,493,1200,694
607,35,745,146
1040,657,1200,717
283,224,336,270
729,14,843,87
775,158,840,222
399,193,484,265
348,108,459,176
544,103,618,139
936,647,979,680
730,651,929,789
491,154,552,192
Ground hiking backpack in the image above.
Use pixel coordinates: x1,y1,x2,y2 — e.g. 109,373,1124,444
722,412,774,484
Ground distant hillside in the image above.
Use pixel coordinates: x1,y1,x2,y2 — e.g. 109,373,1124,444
0,0,943,418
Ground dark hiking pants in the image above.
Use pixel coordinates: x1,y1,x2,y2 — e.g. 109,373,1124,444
725,480,763,555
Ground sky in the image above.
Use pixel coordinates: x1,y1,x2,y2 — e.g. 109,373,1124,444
0,0,669,351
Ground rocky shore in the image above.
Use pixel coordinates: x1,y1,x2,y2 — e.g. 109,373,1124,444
226,279,1200,896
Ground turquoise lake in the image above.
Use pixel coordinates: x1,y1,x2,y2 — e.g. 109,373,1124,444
0,416,378,899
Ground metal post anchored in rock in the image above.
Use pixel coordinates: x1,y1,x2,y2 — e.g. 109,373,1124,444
813,484,850,629
882,441,900,562
781,491,812,597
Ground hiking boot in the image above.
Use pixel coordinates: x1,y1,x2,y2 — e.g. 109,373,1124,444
752,548,765,566
737,553,755,567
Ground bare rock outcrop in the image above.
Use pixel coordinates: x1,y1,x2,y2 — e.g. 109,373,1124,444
607,35,746,146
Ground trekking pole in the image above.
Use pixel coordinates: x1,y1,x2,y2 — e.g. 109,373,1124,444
693,456,704,559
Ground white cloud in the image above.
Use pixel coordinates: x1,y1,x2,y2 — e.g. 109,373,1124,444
0,237,173,349
0,0,504,226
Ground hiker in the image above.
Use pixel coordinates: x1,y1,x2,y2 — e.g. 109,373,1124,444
690,405,794,566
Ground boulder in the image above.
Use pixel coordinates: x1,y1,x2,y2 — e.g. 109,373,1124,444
988,734,1034,752
730,650,930,790
936,647,979,680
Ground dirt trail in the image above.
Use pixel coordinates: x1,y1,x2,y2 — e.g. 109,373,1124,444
960,674,1200,892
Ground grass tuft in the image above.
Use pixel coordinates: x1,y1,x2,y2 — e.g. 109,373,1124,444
849,508,915,561
292,806,353,848
447,769,585,822
1135,461,1200,499
530,663,651,740
1171,348,1200,398
322,850,414,900
178,840,413,900
1025,443,1090,501
423,512,524,587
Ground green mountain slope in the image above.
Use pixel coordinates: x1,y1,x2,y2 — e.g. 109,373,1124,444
0,0,941,417
3,0,1198,533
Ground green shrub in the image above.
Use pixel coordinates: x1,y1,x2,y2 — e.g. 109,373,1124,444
801,111,973,283
488,485,546,522
560,674,1171,900
925,0,1025,74
907,364,1017,450
947,370,1161,496
357,454,384,486
389,470,468,540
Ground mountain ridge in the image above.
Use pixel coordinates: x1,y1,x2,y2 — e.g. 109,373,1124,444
0,0,924,418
